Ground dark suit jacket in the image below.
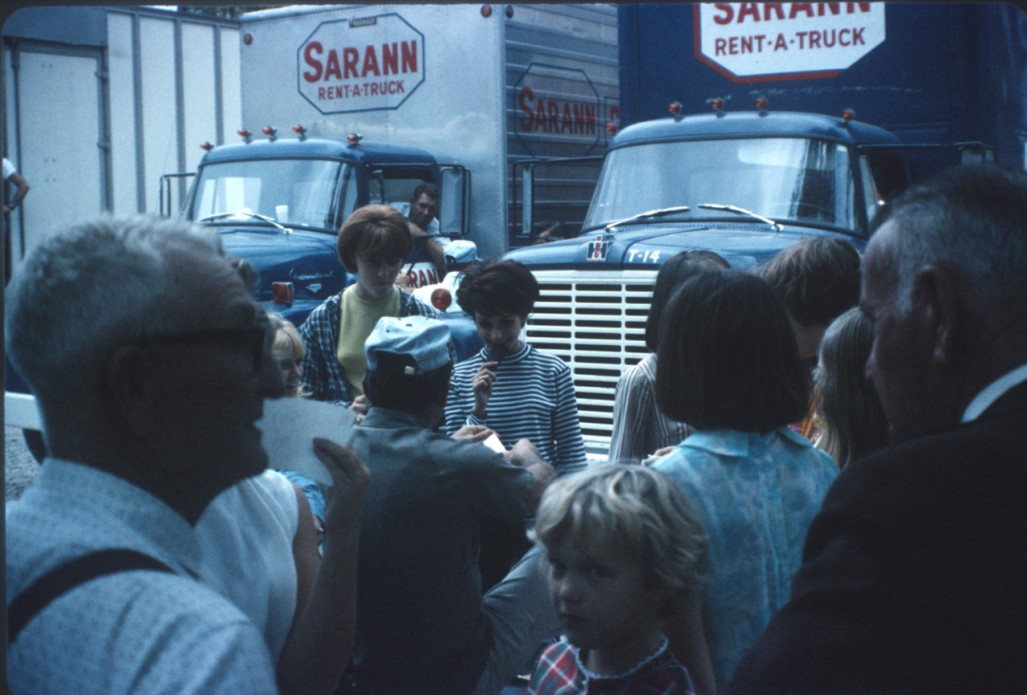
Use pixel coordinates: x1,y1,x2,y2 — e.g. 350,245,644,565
729,381,1027,694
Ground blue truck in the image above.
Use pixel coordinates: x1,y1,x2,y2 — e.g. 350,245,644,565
507,1,1027,457
5,4,619,455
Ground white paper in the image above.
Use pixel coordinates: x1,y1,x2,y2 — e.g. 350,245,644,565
482,433,507,454
257,398,356,486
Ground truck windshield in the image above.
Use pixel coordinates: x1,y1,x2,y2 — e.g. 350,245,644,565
188,158,353,232
584,137,855,231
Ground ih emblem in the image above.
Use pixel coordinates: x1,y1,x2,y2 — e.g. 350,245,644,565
586,234,609,262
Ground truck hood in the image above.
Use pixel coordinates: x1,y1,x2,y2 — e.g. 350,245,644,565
215,225,345,301
506,221,866,270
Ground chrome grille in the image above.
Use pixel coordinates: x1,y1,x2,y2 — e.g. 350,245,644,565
525,269,657,459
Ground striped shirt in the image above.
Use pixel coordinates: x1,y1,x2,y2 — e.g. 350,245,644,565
444,343,588,473
609,353,691,465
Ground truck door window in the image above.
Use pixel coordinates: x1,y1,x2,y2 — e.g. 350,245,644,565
858,155,885,232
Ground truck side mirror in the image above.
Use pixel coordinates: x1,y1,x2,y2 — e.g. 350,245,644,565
440,166,469,237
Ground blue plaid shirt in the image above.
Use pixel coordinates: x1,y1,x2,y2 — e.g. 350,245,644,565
299,287,438,405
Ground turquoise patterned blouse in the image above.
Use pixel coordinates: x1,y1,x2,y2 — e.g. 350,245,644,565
653,427,838,689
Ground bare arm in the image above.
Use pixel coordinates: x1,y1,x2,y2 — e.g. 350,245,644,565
662,595,717,695
5,171,29,212
276,438,369,695
409,222,447,276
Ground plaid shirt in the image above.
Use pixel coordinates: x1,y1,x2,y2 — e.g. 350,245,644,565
526,639,696,695
298,287,438,405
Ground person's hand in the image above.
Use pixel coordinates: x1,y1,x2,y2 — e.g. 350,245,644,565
504,438,543,468
450,424,495,443
313,437,370,531
471,361,499,417
395,272,412,290
348,395,370,423
505,439,554,506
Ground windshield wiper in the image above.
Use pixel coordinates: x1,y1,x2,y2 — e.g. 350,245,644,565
602,205,691,232
697,203,781,232
198,209,292,234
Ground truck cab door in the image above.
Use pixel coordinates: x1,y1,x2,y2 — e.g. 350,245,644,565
439,165,469,237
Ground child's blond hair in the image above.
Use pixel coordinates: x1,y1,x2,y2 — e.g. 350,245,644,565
531,464,707,617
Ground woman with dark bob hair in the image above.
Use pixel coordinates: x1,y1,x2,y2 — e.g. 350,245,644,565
299,205,437,411
609,249,729,464
443,260,587,586
651,268,838,690
443,260,587,473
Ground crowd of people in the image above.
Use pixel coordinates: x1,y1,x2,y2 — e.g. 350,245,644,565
7,162,1027,695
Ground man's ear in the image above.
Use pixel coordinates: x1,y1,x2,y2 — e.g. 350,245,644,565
912,264,961,366
105,343,157,436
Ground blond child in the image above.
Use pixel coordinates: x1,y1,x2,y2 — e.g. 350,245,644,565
526,465,709,695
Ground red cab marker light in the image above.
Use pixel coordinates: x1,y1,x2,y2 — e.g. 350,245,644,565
481,5,492,18
347,132,362,144
292,124,307,136
261,125,276,137
606,121,618,135
709,97,725,112
668,101,683,116
271,282,294,306
430,287,453,311
200,141,214,151
755,96,768,110
841,108,856,122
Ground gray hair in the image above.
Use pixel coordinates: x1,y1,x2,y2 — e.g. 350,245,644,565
874,164,1027,315
5,214,224,403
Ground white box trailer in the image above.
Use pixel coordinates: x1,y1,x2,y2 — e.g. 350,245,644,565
235,3,618,260
1,5,240,272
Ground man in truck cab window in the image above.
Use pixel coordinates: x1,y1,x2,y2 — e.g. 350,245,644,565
400,182,447,289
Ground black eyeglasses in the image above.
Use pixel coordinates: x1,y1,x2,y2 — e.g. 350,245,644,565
137,318,271,374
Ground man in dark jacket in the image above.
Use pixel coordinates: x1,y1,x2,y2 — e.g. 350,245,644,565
730,164,1027,694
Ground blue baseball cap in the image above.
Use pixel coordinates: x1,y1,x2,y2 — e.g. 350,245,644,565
365,316,455,375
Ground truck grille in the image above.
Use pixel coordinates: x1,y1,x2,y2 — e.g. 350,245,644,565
525,269,657,460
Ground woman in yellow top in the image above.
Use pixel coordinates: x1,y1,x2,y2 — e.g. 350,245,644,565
299,205,438,415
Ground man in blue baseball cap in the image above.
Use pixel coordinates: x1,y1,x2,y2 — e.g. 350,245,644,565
341,315,556,695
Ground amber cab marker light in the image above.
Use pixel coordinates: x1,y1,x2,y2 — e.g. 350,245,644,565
430,288,453,311
271,282,295,306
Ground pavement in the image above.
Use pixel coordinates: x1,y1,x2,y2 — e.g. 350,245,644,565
5,425,40,501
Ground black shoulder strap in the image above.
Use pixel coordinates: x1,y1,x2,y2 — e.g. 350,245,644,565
8,549,174,643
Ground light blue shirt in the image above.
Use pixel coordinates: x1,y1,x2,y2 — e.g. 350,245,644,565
653,427,838,689
7,459,278,694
